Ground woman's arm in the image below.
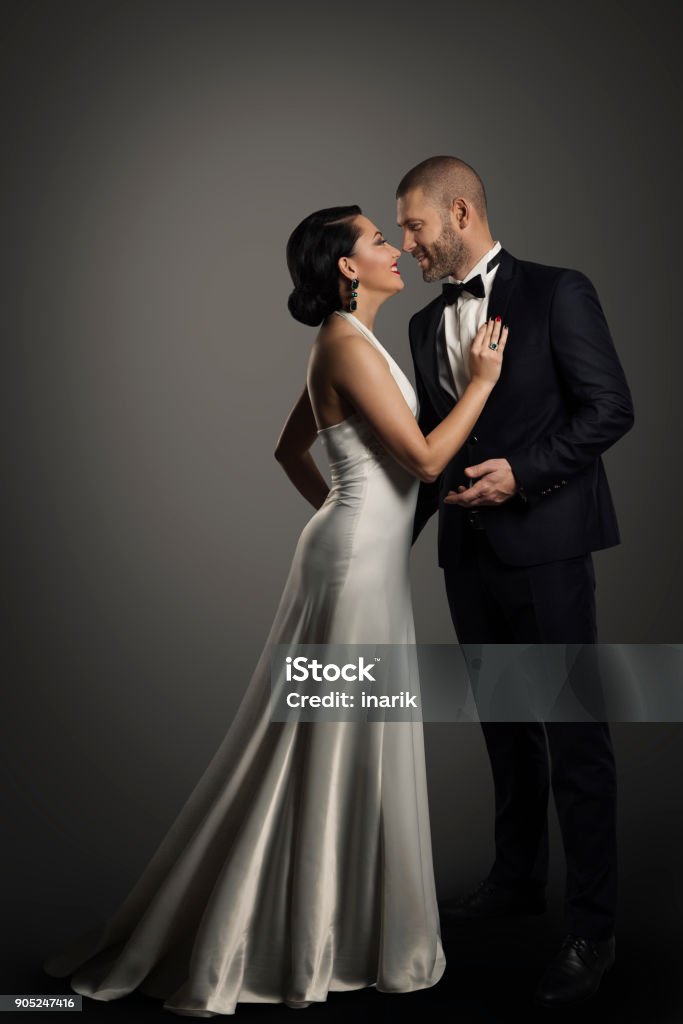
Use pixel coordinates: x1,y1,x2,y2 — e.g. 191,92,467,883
326,318,508,483
274,386,330,510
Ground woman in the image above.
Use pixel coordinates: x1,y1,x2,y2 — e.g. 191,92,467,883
43,205,507,1016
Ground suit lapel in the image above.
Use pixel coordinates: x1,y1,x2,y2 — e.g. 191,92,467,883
485,247,518,325
476,248,521,429
414,295,456,417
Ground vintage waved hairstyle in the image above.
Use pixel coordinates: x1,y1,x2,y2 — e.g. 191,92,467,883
286,205,363,326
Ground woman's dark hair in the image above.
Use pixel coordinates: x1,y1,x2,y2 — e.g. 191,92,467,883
286,206,363,326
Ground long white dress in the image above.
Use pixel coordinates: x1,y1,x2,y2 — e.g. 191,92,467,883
43,310,446,1016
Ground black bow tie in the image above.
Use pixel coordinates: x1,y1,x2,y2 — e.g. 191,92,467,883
442,275,485,304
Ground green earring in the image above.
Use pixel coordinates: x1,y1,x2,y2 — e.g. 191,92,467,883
349,278,359,312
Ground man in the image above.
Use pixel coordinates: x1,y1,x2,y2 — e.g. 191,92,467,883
396,156,634,1008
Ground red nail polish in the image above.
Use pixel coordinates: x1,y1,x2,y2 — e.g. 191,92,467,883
495,315,501,322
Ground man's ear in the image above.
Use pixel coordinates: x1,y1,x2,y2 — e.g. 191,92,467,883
450,197,469,229
338,255,357,281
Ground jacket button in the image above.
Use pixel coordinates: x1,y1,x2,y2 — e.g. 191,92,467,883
469,434,478,444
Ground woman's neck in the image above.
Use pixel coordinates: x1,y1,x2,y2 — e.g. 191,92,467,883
343,296,383,334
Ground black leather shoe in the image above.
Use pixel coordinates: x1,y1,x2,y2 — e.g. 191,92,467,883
534,933,615,1007
439,878,546,922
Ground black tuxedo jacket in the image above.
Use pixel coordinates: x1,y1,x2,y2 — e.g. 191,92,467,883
410,247,635,568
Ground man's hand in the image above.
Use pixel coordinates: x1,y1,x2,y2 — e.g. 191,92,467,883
443,458,518,506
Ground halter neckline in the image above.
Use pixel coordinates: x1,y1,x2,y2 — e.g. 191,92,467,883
334,310,380,344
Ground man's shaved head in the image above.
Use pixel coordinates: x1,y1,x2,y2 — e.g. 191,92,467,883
396,155,488,222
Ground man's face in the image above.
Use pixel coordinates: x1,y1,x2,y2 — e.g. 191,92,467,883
397,188,467,282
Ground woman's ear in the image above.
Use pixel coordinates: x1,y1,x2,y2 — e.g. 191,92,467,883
338,255,357,281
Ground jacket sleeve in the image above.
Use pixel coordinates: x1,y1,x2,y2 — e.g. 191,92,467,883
409,320,442,545
503,269,634,502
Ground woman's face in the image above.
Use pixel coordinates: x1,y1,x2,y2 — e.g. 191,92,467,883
339,215,403,298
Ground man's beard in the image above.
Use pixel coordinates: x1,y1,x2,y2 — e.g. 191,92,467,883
418,220,468,282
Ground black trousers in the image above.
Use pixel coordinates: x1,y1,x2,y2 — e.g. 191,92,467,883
444,524,617,940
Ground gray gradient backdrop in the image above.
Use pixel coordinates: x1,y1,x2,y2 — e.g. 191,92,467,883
3,0,683,1019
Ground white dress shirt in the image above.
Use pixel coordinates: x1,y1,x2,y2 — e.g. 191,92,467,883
437,240,503,400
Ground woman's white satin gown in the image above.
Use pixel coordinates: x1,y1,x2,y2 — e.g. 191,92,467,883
43,311,446,1015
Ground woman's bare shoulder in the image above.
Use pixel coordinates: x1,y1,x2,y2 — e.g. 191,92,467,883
310,318,380,369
